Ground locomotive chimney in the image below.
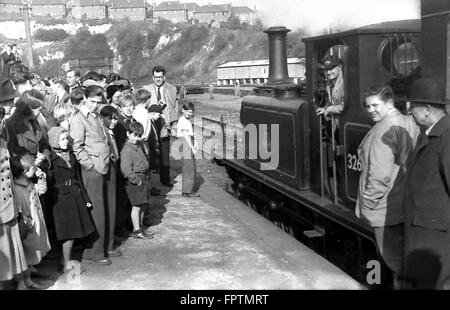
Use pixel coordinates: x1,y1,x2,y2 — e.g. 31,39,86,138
420,0,450,99
265,26,291,86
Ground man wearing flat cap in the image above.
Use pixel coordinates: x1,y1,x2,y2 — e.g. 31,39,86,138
402,78,450,289
315,54,345,198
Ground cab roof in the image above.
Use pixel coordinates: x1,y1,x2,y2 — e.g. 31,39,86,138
302,19,420,43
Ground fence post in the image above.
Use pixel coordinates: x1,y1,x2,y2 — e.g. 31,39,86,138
220,115,226,159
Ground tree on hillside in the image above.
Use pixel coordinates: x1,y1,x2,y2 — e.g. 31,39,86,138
117,31,146,79
33,29,69,42
37,59,62,78
64,27,113,61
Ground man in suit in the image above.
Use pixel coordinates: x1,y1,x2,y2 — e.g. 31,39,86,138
46,78,69,114
70,85,119,265
66,69,82,93
403,78,450,289
143,65,178,187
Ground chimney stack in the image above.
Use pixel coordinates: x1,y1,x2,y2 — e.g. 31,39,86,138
264,26,291,86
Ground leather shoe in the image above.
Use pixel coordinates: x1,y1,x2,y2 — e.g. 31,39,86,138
182,193,200,198
85,258,112,265
161,182,174,187
107,249,122,257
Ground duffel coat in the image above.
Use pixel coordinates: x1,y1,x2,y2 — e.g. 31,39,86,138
356,110,418,227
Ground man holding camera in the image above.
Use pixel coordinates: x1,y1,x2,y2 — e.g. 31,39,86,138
144,65,178,187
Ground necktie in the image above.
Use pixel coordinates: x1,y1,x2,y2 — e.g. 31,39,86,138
157,86,161,102
109,129,119,162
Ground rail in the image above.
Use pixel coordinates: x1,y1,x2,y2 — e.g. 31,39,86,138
179,112,243,159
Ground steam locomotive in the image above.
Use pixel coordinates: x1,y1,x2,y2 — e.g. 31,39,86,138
216,0,450,286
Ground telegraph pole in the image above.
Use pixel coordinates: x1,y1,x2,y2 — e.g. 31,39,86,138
20,0,34,69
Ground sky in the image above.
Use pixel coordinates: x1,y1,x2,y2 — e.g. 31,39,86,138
181,0,420,35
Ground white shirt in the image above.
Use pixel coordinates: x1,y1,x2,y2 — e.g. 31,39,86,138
425,115,444,135
177,116,193,138
132,105,152,140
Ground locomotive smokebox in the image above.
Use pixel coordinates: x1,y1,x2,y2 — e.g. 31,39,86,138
255,26,301,97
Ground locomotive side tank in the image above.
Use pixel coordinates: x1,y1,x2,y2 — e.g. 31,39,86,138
241,27,309,189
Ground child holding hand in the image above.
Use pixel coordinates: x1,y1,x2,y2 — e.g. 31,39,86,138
11,153,51,289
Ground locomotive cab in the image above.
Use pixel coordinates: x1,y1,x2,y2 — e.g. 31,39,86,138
303,19,421,208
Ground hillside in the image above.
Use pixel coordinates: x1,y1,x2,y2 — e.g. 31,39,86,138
4,19,306,85
106,20,305,86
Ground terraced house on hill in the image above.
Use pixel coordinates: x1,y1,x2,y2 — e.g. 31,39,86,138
71,0,107,19
184,2,200,20
153,1,188,23
0,0,23,14
107,0,149,21
231,6,256,26
193,3,231,23
31,0,66,18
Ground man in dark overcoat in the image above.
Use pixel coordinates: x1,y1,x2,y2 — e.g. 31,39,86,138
403,78,450,289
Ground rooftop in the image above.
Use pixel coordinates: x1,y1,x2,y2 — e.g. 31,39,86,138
303,19,420,42
72,0,105,6
154,1,187,11
218,57,305,68
195,3,231,13
231,6,254,14
1,0,23,4
31,0,66,5
108,0,146,8
184,2,200,11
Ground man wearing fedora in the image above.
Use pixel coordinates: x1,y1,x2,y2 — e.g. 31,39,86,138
402,78,450,289
0,62,19,119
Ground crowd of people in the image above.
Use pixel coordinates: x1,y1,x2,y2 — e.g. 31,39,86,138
0,56,200,289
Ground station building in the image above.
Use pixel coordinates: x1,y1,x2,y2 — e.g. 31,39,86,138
216,57,306,86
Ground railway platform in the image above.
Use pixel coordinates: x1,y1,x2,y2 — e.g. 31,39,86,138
45,159,363,290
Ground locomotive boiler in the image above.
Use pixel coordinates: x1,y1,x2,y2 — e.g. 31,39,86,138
217,0,450,287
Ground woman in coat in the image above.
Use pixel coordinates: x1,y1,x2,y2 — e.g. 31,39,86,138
6,93,51,167
0,125,28,288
